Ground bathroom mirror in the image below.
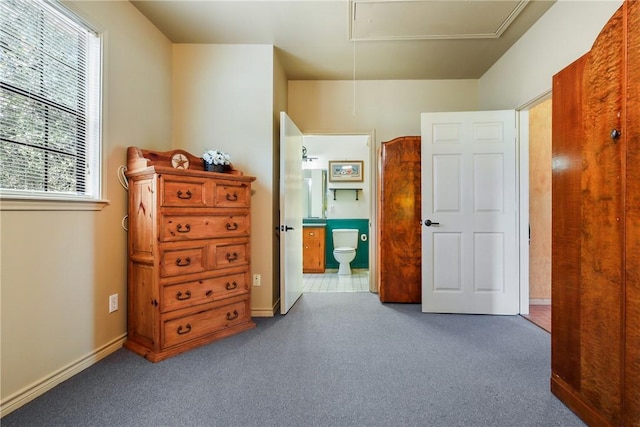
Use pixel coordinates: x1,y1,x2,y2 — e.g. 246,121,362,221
303,169,327,218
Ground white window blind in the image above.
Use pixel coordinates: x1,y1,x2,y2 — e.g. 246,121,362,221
0,0,101,200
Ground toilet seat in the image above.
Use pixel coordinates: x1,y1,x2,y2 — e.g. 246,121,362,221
334,247,355,253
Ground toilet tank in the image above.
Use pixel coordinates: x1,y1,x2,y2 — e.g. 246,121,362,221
332,229,358,249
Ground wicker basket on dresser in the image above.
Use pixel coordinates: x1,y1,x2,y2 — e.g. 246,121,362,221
124,147,256,362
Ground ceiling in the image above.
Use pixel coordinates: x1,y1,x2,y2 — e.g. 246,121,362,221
131,0,555,80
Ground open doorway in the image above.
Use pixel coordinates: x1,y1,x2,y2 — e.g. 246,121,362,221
522,97,552,332
300,133,375,293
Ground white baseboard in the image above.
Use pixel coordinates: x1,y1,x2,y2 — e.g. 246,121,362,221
1,333,127,418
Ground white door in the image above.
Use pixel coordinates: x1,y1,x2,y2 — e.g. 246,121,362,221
421,111,518,315
280,112,304,314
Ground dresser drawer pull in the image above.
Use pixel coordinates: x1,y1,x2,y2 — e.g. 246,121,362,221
205,290,213,297
226,252,238,262
226,310,239,321
225,281,238,290
176,223,191,233
177,190,192,199
176,324,192,335
226,192,238,201
176,290,191,301
176,257,191,267
226,222,238,231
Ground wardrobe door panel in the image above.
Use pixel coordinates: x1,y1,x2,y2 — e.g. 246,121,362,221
551,54,587,393
580,7,625,423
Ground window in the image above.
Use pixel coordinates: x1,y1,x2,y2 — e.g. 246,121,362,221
0,0,102,204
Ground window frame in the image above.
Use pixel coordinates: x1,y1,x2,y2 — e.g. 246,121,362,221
0,0,107,211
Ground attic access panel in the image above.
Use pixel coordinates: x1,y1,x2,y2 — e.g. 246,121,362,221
351,0,529,41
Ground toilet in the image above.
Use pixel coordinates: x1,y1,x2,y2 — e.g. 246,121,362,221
332,229,359,275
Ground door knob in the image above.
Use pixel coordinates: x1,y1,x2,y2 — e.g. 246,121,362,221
280,225,294,231
424,219,439,226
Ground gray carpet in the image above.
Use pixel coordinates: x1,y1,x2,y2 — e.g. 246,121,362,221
2,292,584,427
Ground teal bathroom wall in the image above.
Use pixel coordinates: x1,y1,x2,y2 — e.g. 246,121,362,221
324,219,369,269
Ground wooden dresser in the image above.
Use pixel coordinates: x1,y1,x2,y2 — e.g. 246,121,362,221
551,1,639,424
303,226,325,273
124,147,256,362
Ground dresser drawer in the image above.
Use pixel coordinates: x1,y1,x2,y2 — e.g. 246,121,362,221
212,241,249,269
160,175,208,207
160,244,207,277
160,239,249,277
161,273,249,312
162,299,249,348
161,214,249,242
213,180,250,208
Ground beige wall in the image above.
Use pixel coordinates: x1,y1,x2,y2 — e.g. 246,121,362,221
288,80,478,142
529,99,552,300
0,0,173,415
172,44,278,317
478,0,622,110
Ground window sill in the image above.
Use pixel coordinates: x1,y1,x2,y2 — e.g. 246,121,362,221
0,197,110,211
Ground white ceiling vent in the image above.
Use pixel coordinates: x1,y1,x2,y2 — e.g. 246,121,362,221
350,0,530,41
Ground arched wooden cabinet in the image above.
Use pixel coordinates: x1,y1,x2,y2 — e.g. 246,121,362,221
377,136,421,303
551,1,639,425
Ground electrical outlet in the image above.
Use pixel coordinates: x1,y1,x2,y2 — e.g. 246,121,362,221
252,274,261,287
109,294,118,313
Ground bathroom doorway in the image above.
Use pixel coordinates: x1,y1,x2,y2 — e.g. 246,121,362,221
300,133,376,293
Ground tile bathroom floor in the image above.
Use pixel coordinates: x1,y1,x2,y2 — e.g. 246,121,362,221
303,269,370,293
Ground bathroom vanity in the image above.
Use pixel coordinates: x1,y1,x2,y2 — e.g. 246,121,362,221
302,168,327,273
303,225,326,273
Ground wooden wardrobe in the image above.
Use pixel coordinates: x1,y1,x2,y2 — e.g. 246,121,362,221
377,136,421,303
551,1,639,425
